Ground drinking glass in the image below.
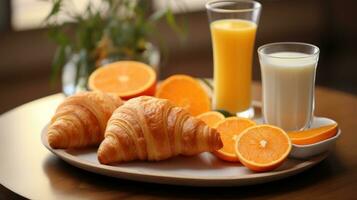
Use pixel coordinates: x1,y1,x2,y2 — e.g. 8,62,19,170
258,42,320,131
206,0,262,118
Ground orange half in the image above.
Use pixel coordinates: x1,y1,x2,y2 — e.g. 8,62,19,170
235,125,292,172
156,74,211,116
88,61,156,100
213,117,256,162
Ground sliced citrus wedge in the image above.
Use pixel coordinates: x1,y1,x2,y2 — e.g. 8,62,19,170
288,124,338,145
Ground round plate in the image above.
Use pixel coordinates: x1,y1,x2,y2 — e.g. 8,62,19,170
41,131,326,186
41,103,328,186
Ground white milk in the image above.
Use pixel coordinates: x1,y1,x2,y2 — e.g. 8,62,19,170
260,52,318,131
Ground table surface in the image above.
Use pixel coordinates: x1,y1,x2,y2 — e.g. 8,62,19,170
0,83,356,199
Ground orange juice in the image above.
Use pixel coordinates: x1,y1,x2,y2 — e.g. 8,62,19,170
211,19,257,113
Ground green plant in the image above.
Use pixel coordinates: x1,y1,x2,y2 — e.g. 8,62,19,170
44,0,185,85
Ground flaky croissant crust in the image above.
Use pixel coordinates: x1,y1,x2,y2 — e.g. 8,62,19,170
98,96,222,164
48,91,123,149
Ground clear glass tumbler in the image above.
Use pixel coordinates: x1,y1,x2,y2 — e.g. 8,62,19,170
206,0,262,118
258,42,320,131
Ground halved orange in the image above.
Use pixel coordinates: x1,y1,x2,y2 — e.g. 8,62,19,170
88,61,156,100
235,125,292,172
288,124,338,145
155,74,210,116
197,111,225,128
213,117,256,162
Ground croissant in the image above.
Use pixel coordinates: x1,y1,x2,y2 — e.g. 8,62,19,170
47,91,123,149
97,96,223,164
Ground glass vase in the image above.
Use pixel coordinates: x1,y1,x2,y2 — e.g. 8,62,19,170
62,43,160,96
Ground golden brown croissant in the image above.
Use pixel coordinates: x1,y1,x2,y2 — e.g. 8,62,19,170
97,96,223,164
47,91,123,149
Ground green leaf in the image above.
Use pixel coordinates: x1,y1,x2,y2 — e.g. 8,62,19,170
149,10,167,22
214,109,235,117
44,0,62,22
47,27,69,45
50,45,67,86
165,9,188,40
199,78,213,91
166,9,179,32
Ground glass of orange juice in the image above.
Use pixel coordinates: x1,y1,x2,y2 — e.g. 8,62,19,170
206,0,261,118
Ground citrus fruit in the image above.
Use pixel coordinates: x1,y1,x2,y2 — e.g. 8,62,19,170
235,125,292,172
88,61,156,100
197,111,225,128
288,124,338,145
213,117,256,162
155,74,210,116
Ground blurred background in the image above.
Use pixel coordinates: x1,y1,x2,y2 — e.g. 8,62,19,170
0,0,356,114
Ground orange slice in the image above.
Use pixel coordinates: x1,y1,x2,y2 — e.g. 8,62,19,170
197,111,225,128
213,117,256,162
156,74,210,116
235,125,292,172
288,124,338,145
88,61,156,100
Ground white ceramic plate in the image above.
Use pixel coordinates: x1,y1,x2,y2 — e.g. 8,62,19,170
41,128,328,186
42,102,338,186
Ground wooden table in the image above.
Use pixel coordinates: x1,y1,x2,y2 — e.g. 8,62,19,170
0,83,356,199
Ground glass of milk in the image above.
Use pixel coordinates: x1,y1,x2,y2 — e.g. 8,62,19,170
258,42,320,131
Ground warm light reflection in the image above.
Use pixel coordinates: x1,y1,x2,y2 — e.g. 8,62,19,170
0,94,64,198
